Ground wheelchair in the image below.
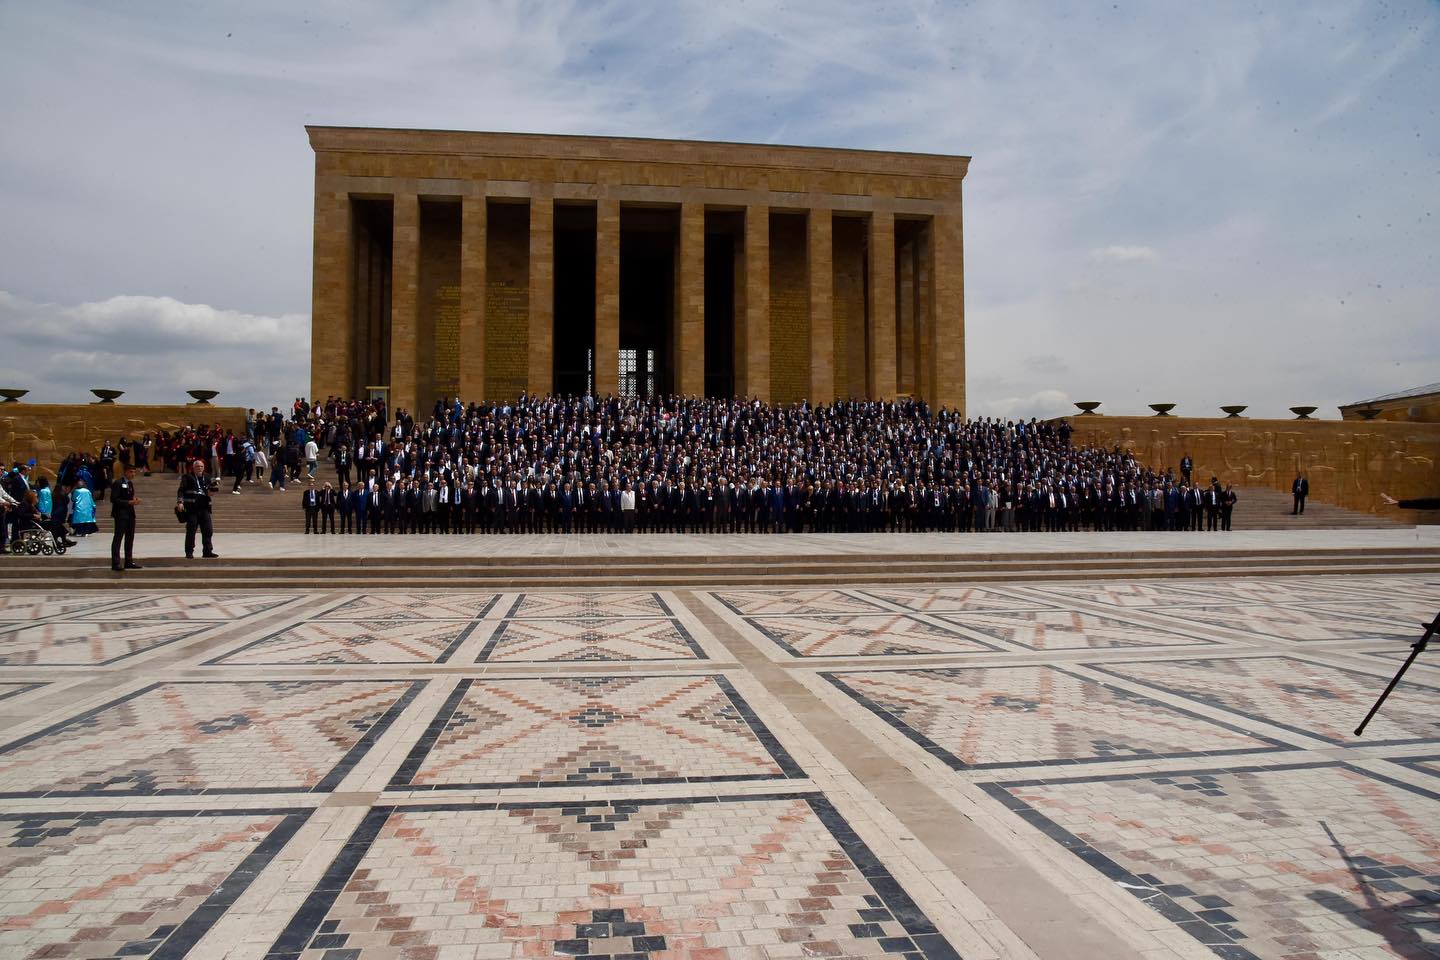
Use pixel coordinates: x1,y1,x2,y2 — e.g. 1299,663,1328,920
8,517,67,556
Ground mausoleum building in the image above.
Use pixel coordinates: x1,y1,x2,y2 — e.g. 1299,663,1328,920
308,127,968,415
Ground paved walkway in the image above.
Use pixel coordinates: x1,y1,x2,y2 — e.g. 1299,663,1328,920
43,525,1440,561
0,573,1437,959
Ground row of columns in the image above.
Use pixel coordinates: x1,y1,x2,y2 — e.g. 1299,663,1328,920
312,190,962,415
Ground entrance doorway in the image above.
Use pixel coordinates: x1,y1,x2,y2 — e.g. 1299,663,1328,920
620,208,675,397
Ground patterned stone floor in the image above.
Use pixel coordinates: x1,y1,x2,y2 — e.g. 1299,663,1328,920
0,573,1436,960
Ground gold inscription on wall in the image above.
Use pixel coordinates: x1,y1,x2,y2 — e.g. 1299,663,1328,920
433,284,461,397
485,280,528,400
771,285,809,405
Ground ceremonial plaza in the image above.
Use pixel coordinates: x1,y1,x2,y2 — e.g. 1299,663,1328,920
1,128,1438,960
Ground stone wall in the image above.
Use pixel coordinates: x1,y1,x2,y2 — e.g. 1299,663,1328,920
833,218,867,399
0,405,248,481
769,213,810,405
419,200,461,408
1064,415,1440,525
484,202,529,402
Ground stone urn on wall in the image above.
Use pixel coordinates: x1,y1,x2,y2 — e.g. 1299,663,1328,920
90,389,124,404
187,390,219,405
1290,406,1318,420
1073,401,1101,416
1220,405,1247,418
0,388,26,404
1148,403,1176,417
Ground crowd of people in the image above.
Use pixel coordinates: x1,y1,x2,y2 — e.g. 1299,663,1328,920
3,392,1248,551
275,393,1240,536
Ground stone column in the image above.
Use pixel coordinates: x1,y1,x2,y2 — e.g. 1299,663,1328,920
676,202,705,396
310,189,352,400
389,190,420,417
594,198,620,397
741,204,770,402
915,223,933,406
807,207,834,404
896,232,915,397
930,211,966,414
458,190,487,402
867,208,896,400
528,188,554,396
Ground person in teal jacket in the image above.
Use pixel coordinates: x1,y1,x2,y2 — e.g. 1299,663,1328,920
70,480,98,535
35,478,52,520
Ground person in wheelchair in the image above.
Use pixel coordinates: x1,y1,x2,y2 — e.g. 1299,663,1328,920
9,491,67,555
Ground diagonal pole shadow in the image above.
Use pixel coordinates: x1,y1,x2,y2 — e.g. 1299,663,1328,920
1317,819,1437,959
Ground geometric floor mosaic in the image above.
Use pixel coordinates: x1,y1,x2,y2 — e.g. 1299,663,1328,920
744,613,1000,657
984,762,1440,959
0,680,423,796
0,596,128,621
0,682,41,703
102,593,298,620
935,609,1217,650
858,586,1057,612
267,794,961,960
506,591,673,619
315,594,500,620
476,617,707,661
826,665,1289,768
1150,603,1416,642
0,808,310,960
713,589,891,616
1025,581,1243,608
3,570,1439,960
0,621,207,666
1093,655,1440,746
209,621,477,664
391,675,802,789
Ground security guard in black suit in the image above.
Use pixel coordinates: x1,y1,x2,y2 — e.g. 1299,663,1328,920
177,459,219,558
110,464,141,571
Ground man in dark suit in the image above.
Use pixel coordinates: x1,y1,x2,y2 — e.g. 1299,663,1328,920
1292,472,1309,515
559,482,575,534
302,481,320,534
338,482,354,534
177,459,218,558
370,483,387,534
354,482,369,534
319,482,337,534
110,464,141,571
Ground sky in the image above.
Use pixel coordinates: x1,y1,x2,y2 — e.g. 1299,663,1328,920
0,0,1435,419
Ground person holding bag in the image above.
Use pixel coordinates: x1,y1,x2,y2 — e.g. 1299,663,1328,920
176,459,219,558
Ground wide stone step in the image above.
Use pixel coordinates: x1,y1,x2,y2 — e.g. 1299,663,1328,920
9,557,1439,590
25,550,1439,575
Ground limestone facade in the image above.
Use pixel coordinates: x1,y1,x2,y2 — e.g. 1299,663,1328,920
1064,415,1440,524
1,405,247,482
307,127,969,415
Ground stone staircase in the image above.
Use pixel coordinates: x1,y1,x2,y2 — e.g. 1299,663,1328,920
1232,487,1408,529
8,545,1439,590
124,464,344,533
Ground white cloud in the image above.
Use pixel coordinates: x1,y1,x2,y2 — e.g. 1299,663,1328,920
1089,245,1158,264
972,389,1073,422
0,291,307,408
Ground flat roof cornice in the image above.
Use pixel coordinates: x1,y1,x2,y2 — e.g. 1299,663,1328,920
306,126,970,180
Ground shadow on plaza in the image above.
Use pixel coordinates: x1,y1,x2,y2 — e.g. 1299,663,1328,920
1313,820,1440,958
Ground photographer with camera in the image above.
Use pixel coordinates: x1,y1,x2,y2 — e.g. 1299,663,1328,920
176,459,220,559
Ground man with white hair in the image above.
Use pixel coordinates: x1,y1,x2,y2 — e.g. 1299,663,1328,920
177,459,219,559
